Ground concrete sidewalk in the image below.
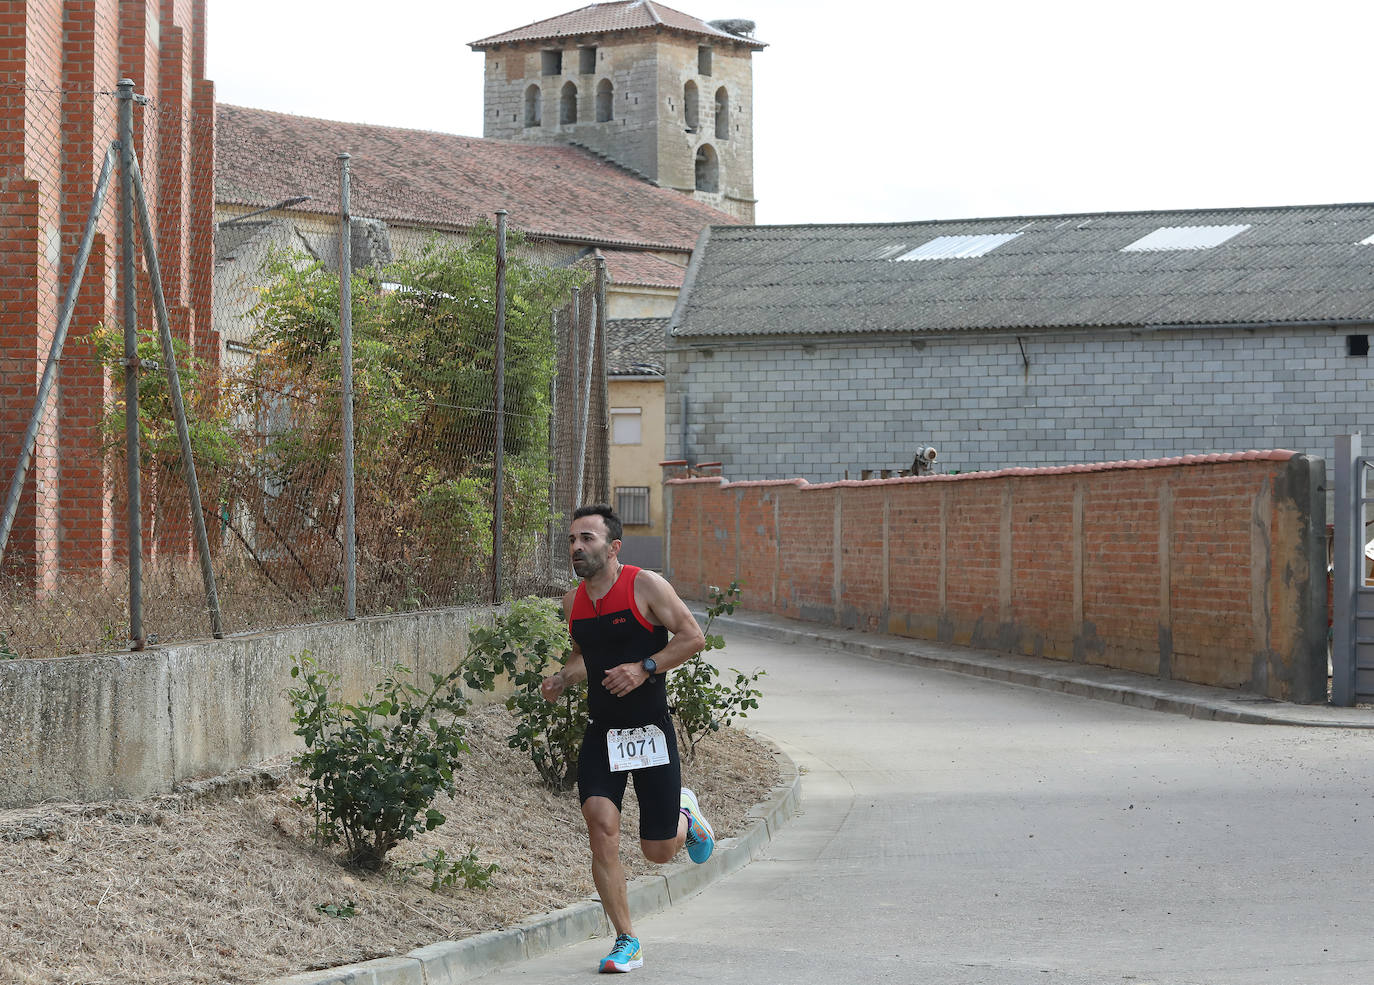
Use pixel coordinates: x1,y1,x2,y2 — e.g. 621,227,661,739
708,608,1373,729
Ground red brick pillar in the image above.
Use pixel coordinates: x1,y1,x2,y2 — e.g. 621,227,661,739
0,0,214,585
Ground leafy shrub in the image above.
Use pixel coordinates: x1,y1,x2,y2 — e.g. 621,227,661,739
667,581,765,759
465,597,585,791
399,847,500,892
287,653,471,870
315,899,357,918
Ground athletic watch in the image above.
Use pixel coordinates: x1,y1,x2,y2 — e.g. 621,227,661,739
641,656,658,675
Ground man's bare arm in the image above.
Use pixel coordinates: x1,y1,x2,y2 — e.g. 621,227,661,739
600,571,705,697
541,589,588,702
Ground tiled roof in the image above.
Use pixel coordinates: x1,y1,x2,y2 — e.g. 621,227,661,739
601,248,687,289
669,203,1374,338
215,104,739,252
470,1,765,49
606,318,668,375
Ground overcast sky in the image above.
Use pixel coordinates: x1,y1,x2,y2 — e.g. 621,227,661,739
208,0,1374,226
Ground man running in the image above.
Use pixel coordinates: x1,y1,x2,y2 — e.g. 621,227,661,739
541,503,715,974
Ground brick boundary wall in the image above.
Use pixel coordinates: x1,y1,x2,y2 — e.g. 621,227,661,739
664,451,1328,703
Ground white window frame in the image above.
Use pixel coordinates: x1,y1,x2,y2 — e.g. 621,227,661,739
610,407,642,445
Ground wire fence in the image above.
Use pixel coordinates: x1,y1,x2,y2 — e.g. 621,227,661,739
0,81,608,658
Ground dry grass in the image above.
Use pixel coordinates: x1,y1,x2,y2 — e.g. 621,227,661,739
0,705,781,984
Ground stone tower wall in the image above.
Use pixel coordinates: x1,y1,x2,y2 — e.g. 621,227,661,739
481,27,756,222
654,35,754,222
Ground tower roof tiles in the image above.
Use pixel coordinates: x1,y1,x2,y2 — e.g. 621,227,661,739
469,1,766,49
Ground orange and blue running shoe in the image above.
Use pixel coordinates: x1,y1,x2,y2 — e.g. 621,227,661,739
680,787,715,863
599,933,643,973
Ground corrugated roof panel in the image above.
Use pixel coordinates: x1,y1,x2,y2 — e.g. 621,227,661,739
894,232,1022,262
1121,224,1252,253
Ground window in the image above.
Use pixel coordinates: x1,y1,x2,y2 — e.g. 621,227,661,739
596,78,614,122
714,86,729,139
1349,334,1370,357
523,85,541,127
616,486,651,526
694,143,719,192
560,81,578,124
610,407,642,444
579,46,597,74
698,45,712,75
683,80,699,130
1120,224,1251,252
541,50,562,76
894,233,1021,261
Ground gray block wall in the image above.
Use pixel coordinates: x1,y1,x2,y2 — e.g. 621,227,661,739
665,324,1374,482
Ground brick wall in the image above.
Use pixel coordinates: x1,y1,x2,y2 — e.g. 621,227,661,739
664,451,1329,702
0,0,212,581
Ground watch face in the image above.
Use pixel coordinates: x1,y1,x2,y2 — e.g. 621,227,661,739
643,658,657,674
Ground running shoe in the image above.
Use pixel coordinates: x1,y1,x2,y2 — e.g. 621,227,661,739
680,787,715,863
599,933,643,973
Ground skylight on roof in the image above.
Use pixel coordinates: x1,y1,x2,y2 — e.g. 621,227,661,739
1360,233,1374,246
894,232,1021,262
1121,224,1251,252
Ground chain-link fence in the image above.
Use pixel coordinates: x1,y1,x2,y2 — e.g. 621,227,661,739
0,81,607,658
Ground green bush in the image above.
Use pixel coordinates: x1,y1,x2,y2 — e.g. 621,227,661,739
667,581,765,759
286,653,471,870
465,597,585,791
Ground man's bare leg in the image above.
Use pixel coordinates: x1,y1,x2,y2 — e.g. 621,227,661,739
582,796,633,935
640,811,688,864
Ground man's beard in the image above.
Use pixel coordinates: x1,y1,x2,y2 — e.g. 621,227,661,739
572,551,605,577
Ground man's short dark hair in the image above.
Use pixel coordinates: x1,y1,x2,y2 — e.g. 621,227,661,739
573,503,622,542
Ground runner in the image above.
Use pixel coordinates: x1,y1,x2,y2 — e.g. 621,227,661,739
541,503,715,974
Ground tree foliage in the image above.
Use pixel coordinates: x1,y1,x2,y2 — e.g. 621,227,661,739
233,226,588,607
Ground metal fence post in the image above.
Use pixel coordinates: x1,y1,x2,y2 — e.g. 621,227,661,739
117,79,144,650
569,287,581,509
338,153,357,620
575,294,596,508
127,142,223,638
491,210,508,604
548,310,561,580
594,254,609,503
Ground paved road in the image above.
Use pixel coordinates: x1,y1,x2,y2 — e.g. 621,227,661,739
471,632,1374,984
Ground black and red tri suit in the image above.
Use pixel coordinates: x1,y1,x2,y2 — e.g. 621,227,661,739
568,564,682,839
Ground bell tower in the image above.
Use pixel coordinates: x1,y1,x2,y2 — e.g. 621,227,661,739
471,2,764,223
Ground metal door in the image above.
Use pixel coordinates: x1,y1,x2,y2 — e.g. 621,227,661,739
1332,433,1374,705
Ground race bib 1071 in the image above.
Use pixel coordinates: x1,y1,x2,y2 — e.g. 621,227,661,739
606,725,670,772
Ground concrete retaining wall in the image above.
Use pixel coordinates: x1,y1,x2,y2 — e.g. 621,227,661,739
665,451,1329,703
0,606,498,810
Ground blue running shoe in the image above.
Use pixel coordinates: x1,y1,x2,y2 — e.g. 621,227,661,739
599,933,643,973
680,787,715,863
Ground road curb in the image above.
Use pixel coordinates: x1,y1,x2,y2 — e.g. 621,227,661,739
262,746,801,984
707,610,1374,729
